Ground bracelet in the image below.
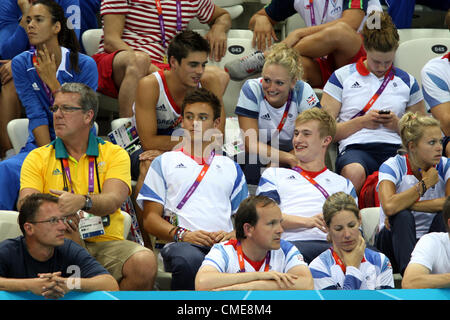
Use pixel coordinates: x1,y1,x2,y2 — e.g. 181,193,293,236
415,183,422,198
174,227,189,242
420,180,427,196
168,226,177,237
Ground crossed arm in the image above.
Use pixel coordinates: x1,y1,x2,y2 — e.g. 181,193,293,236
195,265,314,291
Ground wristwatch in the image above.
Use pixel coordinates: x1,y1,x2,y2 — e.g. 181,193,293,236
82,195,93,211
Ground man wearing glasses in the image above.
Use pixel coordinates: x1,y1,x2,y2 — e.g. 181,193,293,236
18,82,157,291
0,193,118,299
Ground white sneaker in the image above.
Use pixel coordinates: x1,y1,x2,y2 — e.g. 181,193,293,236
224,51,265,81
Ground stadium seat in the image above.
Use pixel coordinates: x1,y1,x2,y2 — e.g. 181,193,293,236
6,118,29,154
81,29,120,115
188,0,244,30
359,207,380,246
7,118,99,155
397,28,450,44
394,37,450,87
120,210,132,239
194,30,257,116
0,210,22,242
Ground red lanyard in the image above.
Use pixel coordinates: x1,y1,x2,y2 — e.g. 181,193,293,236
236,241,270,273
155,0,182,48
331,248,365,274
351,68,395,119
176,150,215,210
276,91,293,132
61,156,97,194
291,166,329,199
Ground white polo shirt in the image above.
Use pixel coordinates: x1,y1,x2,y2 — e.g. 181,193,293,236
421,53,450,112
292,0,382,31
201,239,307,273
409,232,450,274
136,149,249,233
324,58,423,153
310,248,394,290
256,167,357,242
377,155,450,238
235,78,319,151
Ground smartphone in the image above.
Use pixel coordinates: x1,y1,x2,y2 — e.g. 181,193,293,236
378,110,390,114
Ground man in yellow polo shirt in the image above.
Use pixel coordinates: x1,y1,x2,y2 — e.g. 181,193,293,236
19,82,157,290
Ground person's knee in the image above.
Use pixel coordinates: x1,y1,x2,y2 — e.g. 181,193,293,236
340,163,366,190
122,250,157,287
204,66,230,95
134,51,151,77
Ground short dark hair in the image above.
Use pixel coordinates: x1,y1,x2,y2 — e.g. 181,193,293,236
235,195,278,240
18,193,59,235
181,88,222,120
167,30,210,66
443,196,450,232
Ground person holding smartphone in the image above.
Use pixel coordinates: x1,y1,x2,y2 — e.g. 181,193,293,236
321,11,425,195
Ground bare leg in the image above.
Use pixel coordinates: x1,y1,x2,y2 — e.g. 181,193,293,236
119,250,157,290
299,56,324,89
340,162,366,195
112,51,151,117
292,22,362,68
0,81,21,157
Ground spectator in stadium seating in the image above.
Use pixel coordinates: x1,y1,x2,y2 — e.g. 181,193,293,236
376,112,449,276
309,192,394,290
18,82,157,290
195,195,313,291
421,52,450,157
131,30,227,248
322,11,425,195
0,193,119,299
136,88,248,290
0,0,82,159
92,0,231,117
0,0,98,211
224,0,382,88
257,108,357,264
235,42,320,185
402,195,450,289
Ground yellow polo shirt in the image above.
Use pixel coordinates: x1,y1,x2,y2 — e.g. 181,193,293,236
20,133,132,242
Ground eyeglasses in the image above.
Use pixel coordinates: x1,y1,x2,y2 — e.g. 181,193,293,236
50,104,83,113
29,213,77,225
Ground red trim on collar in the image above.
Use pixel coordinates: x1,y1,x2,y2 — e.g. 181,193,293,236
158,70,181,115
299,166,327,179
443,52,450,61
180,147,206,165
405,154,414,175
356,57,395,78
227,239,266,272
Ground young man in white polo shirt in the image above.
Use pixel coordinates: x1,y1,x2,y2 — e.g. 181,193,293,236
136,88,248,290
256,108,357,264
195,195,313,291
421,52,450,158
322,12,425,194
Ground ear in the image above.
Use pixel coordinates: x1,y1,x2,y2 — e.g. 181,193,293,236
322,135,332,147
24,222,33,236
243,222,254,238
53,21,61,35
84,109,94,125
213,117,221,128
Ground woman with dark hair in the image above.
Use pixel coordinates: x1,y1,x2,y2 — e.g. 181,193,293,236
0,0,98,210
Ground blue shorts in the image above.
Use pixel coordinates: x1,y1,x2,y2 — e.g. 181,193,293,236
336,143,400,176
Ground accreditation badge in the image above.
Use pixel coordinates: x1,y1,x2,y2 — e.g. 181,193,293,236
79,213,105,239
